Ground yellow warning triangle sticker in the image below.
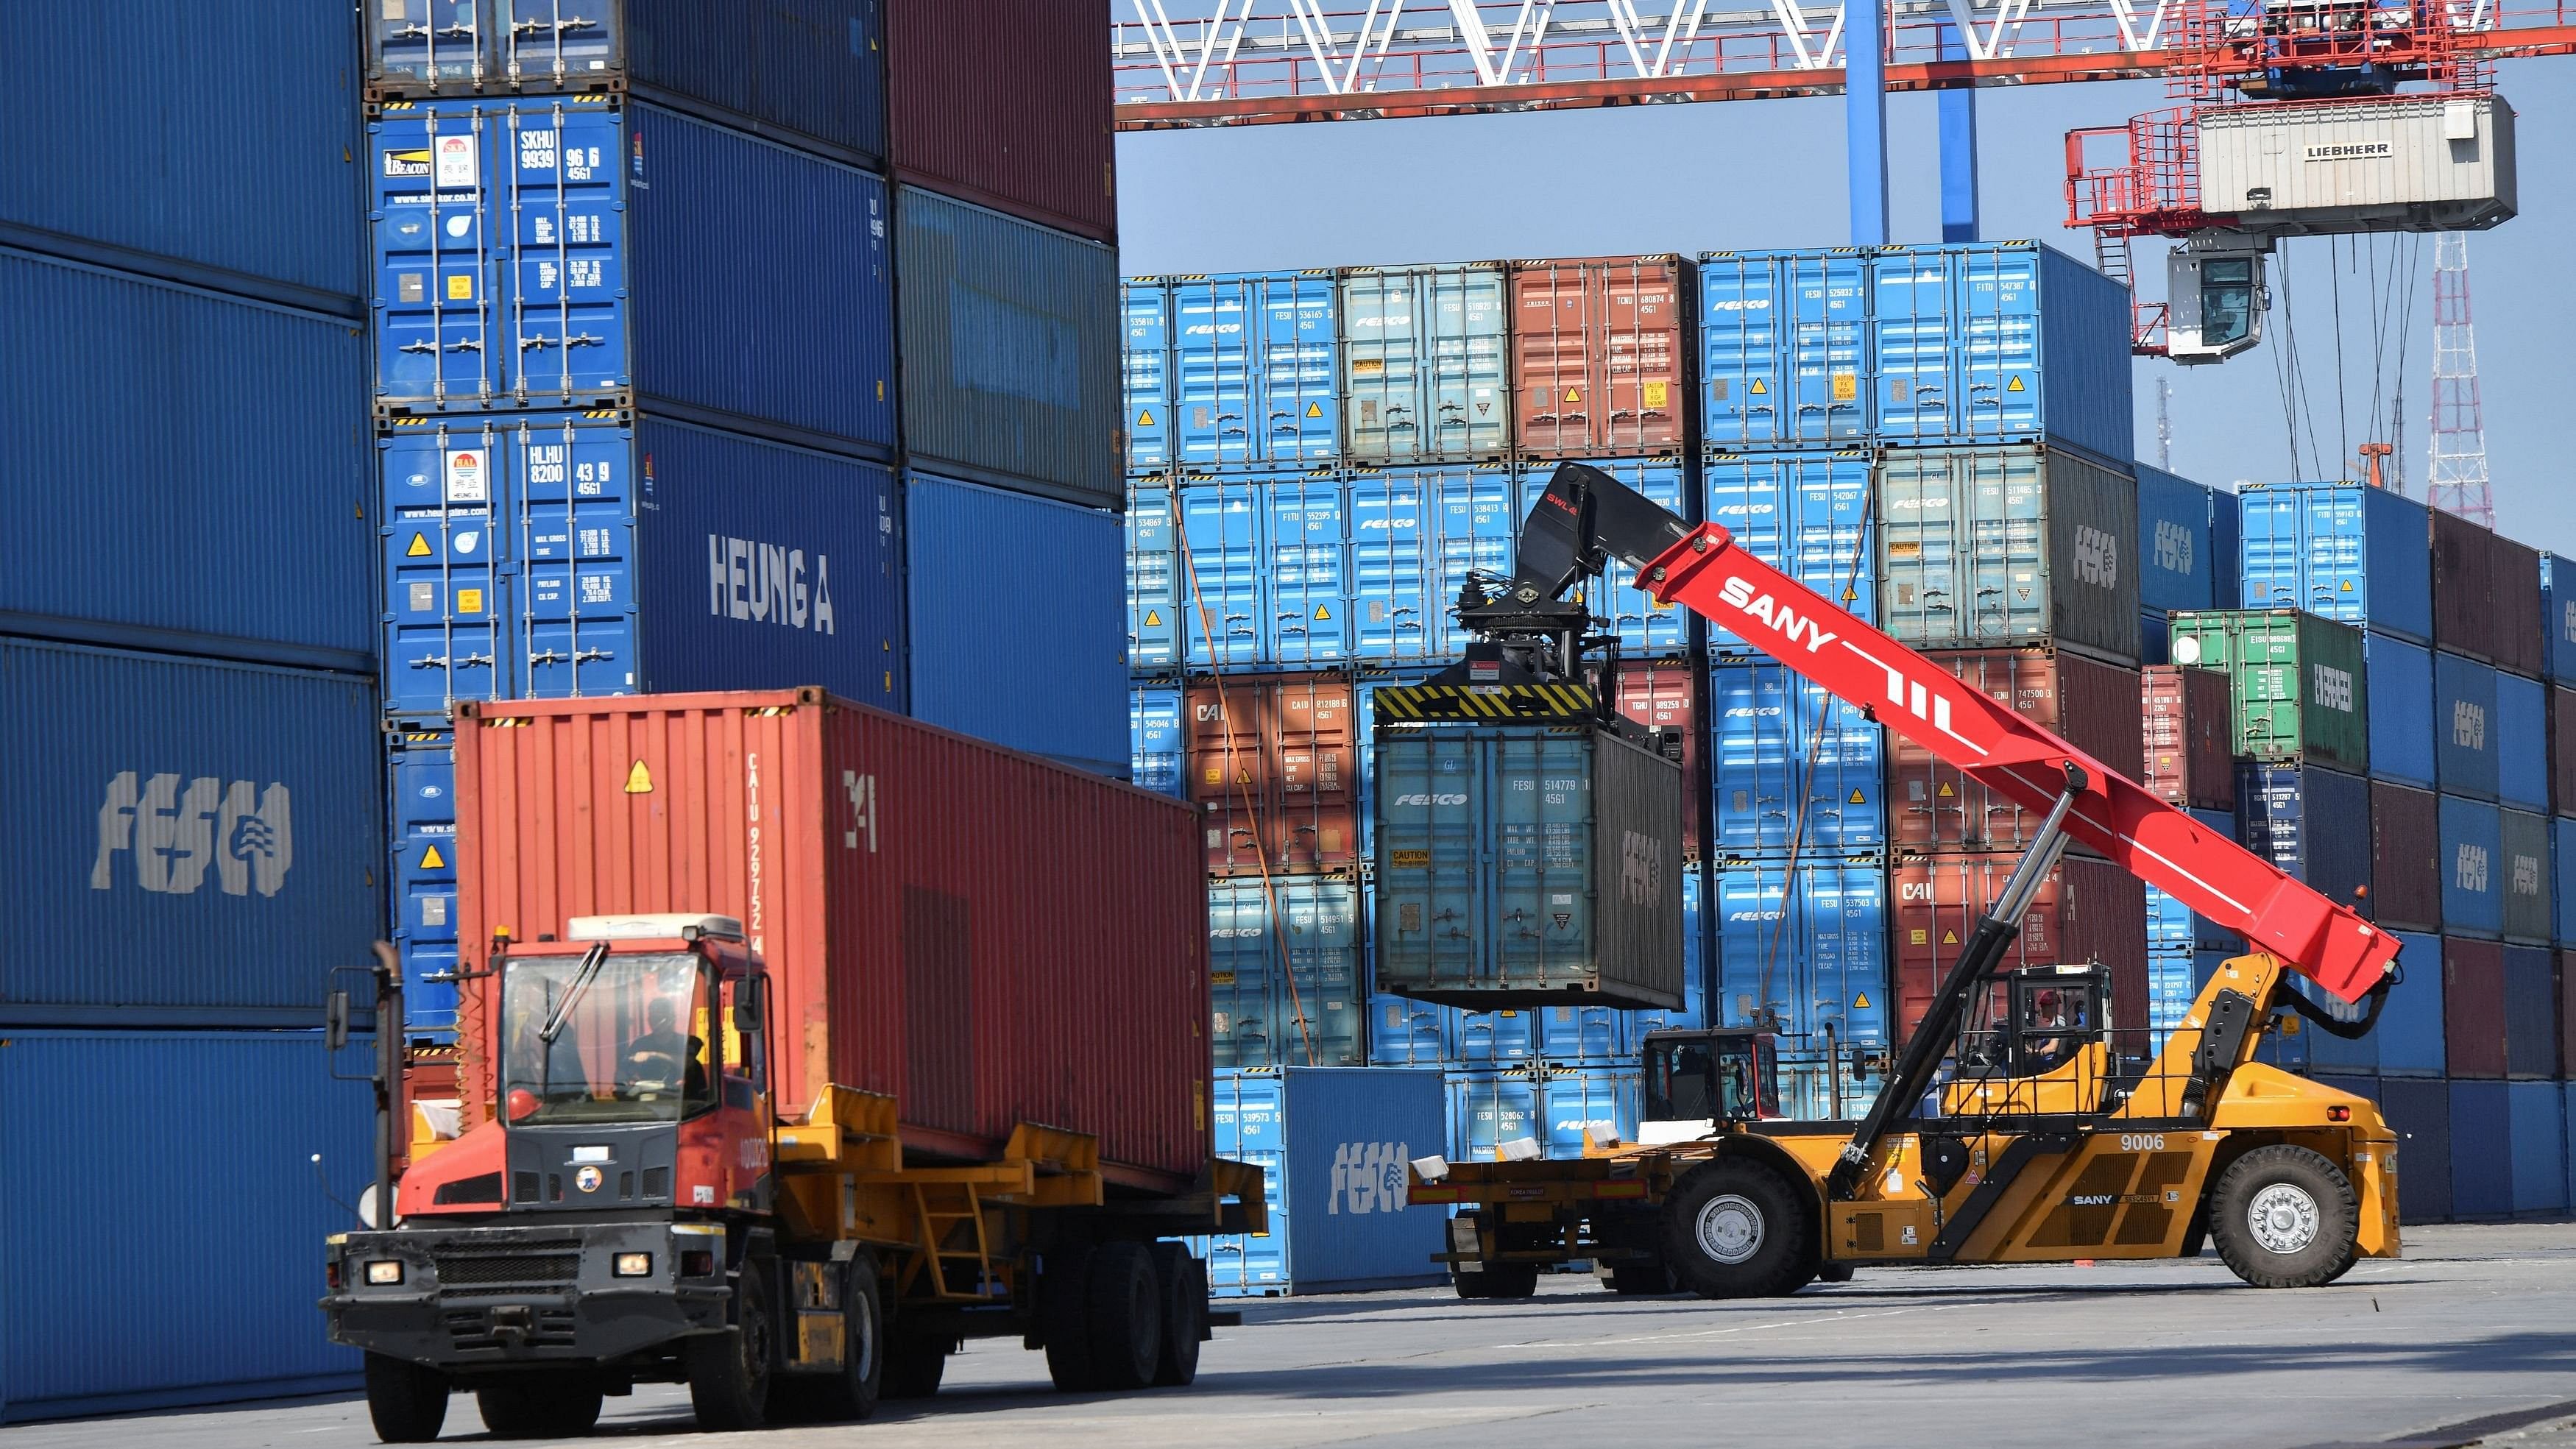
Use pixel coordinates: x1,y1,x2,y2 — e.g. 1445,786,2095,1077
1849,789,1866,804
1565,388,1582,403
406,533,434,558
624,759,654,794
1306,402,1323,417
1943,929,1960,945
2340,580,2354,592
1841,587,1858,602
420,844,446,870
1144,609,1164,627
1314,605,1332,620
1137,408,1156,426
1749,378,1769,394
1937,782,1953,797
1853,991,1872,1009
2006,375,2027,392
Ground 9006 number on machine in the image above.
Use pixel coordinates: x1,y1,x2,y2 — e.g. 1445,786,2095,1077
2118,1134,2168,1152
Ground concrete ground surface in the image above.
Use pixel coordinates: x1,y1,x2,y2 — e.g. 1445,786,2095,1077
13,1222,2576,1449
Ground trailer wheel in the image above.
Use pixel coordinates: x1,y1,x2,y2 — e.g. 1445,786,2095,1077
2209,1144,2361,1289
475,1379,602,1438
361,1353,448,1443
685,1260,775,1430
770,1249,885,1423
1147,1242,1207,1386
1083,1241,1167,1391
882,1335,950,1400
1661,1160,1814,1298
1606,1264,1674,1295
1480,1262,1540,1299
1040,1244,1100,1392
1450,1266,1493,1300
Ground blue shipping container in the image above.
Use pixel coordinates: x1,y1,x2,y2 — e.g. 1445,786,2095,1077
2558,818,2576,946
1199,1071,1287,1294
2542,554,2576,682
1698,249,1866,446
1449,1007,1539,1066
2432,651,2500,800
2236,763,2374,914
2504,944,2558,1076
2511,1081,2569,1215
1129,683,1183,798
1708,662,1886,854
2372,930,2449,1076
1127,481,1181,670
1543,1066,1643,1156
371,99,896,450
2237,482,2435,643
1702,450,1875,654
1865,243,2134,463
2140,609,2170,666
387,729,459,1035
1209,878,1363,1069
1629,869,1712,1044
0,1031,376,1423
1446,1069,1544,1163
0,640,383,1024
2497,672,2549,811
1148,472,1343,671
2377,1075,2452,1222
2135,464,2218,614
1710,855,1891,1050
2440,794,2506,938
2363,632,2436,787
1197,1069,1449,1297
1340,263,1511,464
2147,807,2242,956
1370,990,1449,1068
1347,462,1525,665
905,472,1124,776
1167,272,1340,472
2450,1079,2513,1217
1538,999,1624,1063
378,412,904,718
0,249,373,673
2212,486,2242,589
1123,280,1172,471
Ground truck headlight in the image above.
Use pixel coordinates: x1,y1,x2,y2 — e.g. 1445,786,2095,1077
366,1260,405,1285
613,1253,653,1278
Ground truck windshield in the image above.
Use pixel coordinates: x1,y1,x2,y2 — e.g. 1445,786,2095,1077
500,952,714,1124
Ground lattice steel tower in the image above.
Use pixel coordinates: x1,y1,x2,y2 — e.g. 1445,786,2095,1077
2425,232,2494,526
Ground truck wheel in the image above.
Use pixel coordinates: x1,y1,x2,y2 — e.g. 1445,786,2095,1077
1479,1262,1540,1300
1083,1241,1166,1391
475,1380,602,1438
361,1353,448,1443
1817,1261,1856,1284
1147,1242,1206,1387
1451,1266,1493,1300
2208,1144,2361,1289
770,1249,885,1423
685,1261,774,1430
1607,1264,1674,1295
882,1335,950,1400
1040,1244,1099,1392
1661,1160,1815,1298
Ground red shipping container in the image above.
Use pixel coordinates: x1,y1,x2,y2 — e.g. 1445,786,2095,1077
2432,509,2502,665
2492,533,2545,679
2442,936,2508,1079
1889,650,2144,851
2368,781,2441,932
2140,665,2235,810
1614,656,1702,860
2550,686,2576,818
452,690,1210,1189
1509,256,1689,458
885,0,1117,242
1187,673,1359,876
1892,853,2150,1041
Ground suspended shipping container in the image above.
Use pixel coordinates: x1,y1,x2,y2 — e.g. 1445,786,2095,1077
1509,255,1690,458
1888,648,2142,851
2441,794,2505,938
1878,444,2140,662
1613,657,1704,861
1702,450,1876,655
1340,263,1511,464
1708,662,1886,856
2141,664,2237,811
2168,610,2369,772
2363,632,2436,788
1188,673,1359,876
1158,271,1340,472
2369,782,2441,933
2235,481,2433,642
1209,879,1363,1070
1892,852,2150,1038
885,0,1118,242
1194,1069,1448,1297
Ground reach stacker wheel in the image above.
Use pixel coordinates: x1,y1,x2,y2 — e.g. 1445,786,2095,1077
2209,1144,2362,1289
361,1353,449,1443
1661,1160,1815,1299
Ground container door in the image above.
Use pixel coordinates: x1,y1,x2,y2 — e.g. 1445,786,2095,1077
500,102,627,405
1340,271,1418,463
1539,1003,1621,1062
1209,882,1274,1069
1173,276,1255,469
1122,280,1172,471
373,102,503,408
1429,465,1522,659
1178,481,1262,669
1128,684,1184,798
1877,450,1958,649
511,414,633,698
1125,485,1180,671
1698,257,1781,445
1423,266,1510,460
1275,881,1363,1066
1374,734,1486,991
1807,861,1891,1056
1491,733,1597,992
1274,682,1359,874
1602,259,1685,454
1263,272,1340,465
1446,1074,1542,1162
1348,469,1432,665
1189,678,1272,876
371,0,493,87
1959,247,2042,442
495,0,622,86
388,729,461,1033
1449,1008,1535,1064
381,421,512,716
1788,253,1866,442
1543,1069,1639,1155
2237,490,2299,611
1265,474,1350,668
1869,249,1954,443
1371,994,1448,1066
1970,449,2048,646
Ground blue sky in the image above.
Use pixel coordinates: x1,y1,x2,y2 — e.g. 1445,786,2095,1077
1114,63,2575,550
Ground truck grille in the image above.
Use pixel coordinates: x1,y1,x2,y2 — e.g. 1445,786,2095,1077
436,1250,578,1289
443,1307,579,1353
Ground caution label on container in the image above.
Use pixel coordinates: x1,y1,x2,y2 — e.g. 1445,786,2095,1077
420,845,446,870
2006,375,2027,392
406,533,434,558
1136,409,1155,427
1306,402,1323,417
1643,380,1668,409
1853,992,1871,1009
625,760,654,794
456,588,484,615
1749,378,1768,394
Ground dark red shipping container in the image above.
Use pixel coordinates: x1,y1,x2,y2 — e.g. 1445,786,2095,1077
1892,852,2149,1041
1614,657,1702,860
2491,533,2545,679
1187,673,1359,876
2141,664,2236,810
1509,256,1690,458
1889,649,2144,851
2551,687,2576,818
451,690,1211,1189
2560,951,2576,1082
2368,781,2441,932
885,0,1117,242
2441,936,2508,1080
2431,509,2501,665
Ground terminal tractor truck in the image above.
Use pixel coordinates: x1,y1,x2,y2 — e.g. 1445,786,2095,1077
1408,462,2408,1297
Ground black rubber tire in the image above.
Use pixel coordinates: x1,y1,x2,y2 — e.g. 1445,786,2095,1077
1147,1241,1206,1387
1450,1266,1493,1300
1607,1264,1674,1295
1083,1241,1165,1391
684,1259,774,1430
1661,1159,1816,1299
361,1353,449,1443
475,1380,603,1438
768,1250,885,1423
1478,1262,1540,1300
1041,1244,1100,1392
881,1334,951,1400
2208,1144,2362,1289
1816,1261,1857,1284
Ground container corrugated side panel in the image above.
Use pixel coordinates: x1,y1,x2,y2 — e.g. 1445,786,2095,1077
2558,689,2576,818
2559,823,2576,945
1,251,372,671
2364,633,2436,787
2030,245,2139,464
0,641,384,1021
2369,782,2441,933
2377,930,2447,1075
2508,1081,2569,1215
885,0,1117,242
1277,1069,1451,1288
2449,1079,2513,1217
2502,943,2559,1077
2236,482,2434,642
2135,464,2217,614
2501,809,2552,947
2432,510,2499,664
0,6,361,307
2440,794,2505,938
1702,450,1875,654
0,1032,374,1421
2491,529,2546,681
2432,651,2501,799
2378,1075,2452,1221
528,1,885,160
2444,936,2508,1078
904,473,1122,773
1590,732,1688,1010
2497,673,2549,809
894,187,1119,507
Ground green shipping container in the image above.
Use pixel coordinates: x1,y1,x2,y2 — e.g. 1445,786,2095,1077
2166,609,2370,771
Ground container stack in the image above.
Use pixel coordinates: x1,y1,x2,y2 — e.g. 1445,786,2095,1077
0,4,384,1421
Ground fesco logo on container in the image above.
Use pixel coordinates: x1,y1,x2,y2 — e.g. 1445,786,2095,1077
91,772,293,897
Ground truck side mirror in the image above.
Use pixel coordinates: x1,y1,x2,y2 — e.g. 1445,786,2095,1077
736,976,765,1031
325,989,352,1053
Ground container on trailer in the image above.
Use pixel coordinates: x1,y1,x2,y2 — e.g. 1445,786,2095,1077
1877,444,2140,662
1446,1069,1545,1163
1209,878,1365,1070
1343,463,1517,665
1188,673,1358,877
2542,554,2576,681
2492,533,2546,680
1696,249,1866,446
2442,937,2507,1079
1701,450,1875,655
1708,662,1886,855
1340,263,1511,464
1124,280,1172,471
1449,1007,1538,1066
2376,1075,2451,1222
2430,651,2500,799
1892,852,2150,1039
1195,1069,1448,1297
2378,930,2448,1076
1160,271,1340,472
1628,868,1711,1045
2142,665,2237,810
1614,658,1703,860
2440,795,2505,938
1711,854,1891,1052
370,98,896,450
885,0,1117,241
1542,1066,1643,1155
2503,944,2559,1077
2,7,364,307
2497,673,2549,810
0,1030,375,1423
378,412,904,719
2448,1079,2513,1217
1373,721,1685,1009
1864,242,2134,462
2501,808,2552,946
1130,682,1183,798
388,729,460,1034
1125,481,1180,670
0,641,384,1024
2555,687,2576,816
2431,510,2508,665
2168,611,2369,771
0,251,372,672
2368,782,2441,933
895,186,1121,507
906,472,1125,776
2235,481,2433,642
451,689,1211,1185
1540,456,1696,657
2362,632,2436,787
2234,763,2374,915
366,1,889,165
1889,648,2142,851
2135,465,2217,614
2508,1081,2568,1215
1510,256,1690,458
